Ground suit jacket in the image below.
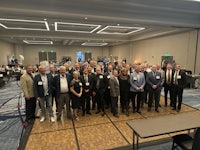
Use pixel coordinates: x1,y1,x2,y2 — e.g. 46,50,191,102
33,74,53,98
20,72,35,98
79,74,93,93
54,73,71,98
174,69,187,88
130,71,146,92
163,69,174,87
104,71,112,90
92,73,106,93
109,75,120,97
146,71,162,91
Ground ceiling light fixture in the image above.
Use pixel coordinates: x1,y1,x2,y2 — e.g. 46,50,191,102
55,22,101,33
97,25,145,35
23,40,53,45
81,42,108,46
0,18,49,31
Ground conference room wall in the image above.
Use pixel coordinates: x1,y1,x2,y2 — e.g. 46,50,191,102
110,30,200,74
0,41,14,65
22,45,109,65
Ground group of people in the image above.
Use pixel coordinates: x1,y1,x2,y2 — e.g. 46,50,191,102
20,59,187,124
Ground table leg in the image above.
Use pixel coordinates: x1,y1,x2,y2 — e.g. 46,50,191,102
133,131,135,150
136,134,139,150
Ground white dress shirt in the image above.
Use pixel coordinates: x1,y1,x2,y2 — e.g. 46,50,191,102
60,74,69,93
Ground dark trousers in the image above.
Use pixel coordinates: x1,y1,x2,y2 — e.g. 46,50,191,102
111,96,118,115
130,91,143,112
92,95,96,109
143,88,149,104
25,97,36,121
148,89,161,110
164,84,173,106
96,90,105,112
81,92,91,113
104,89,111,108
120,91,130,112
172,85,183,110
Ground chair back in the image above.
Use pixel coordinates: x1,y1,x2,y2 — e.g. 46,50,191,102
192,128,200,150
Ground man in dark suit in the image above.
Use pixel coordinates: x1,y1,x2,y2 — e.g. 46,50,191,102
163,63,174,107
146,65,162,112
92,66,107,116
109,69,120,118
33,65,55,122
172,64,187,112
80,67,93,115
54,66,72,121
104,64,113,109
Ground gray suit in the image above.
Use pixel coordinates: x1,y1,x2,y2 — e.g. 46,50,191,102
146,71,162,111
109,75,120,115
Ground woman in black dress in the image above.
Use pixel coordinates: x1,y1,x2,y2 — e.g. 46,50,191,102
118,68,130,116
70,71,82,121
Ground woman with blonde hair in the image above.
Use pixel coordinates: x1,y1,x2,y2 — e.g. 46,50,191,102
70,71,82,121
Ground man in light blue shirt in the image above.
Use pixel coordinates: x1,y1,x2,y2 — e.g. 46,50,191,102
130,65,146,113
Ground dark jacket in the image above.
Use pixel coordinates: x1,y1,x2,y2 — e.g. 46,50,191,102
54,73,72,98
33,74,53,98
174,69,187,88
79,74,93,94
92,73,107,93
146,71,162,91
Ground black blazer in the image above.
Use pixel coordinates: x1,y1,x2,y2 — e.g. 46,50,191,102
92,73,107,93
54,73,72,98
174,69,187,88
163,69,174,87
33,74,53,98
79,74,93,93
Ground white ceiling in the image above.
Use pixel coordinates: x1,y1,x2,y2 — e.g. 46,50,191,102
0,0,199,46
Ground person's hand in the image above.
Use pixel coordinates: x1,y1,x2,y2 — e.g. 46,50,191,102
85,89,89,93
25,96,30,100
92,91,96,96
152,85,157,89
37,97,41,101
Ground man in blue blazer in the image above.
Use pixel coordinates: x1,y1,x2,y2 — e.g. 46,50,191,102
33,65,55,122
146,65,162,112
54,66,72,120
130,65,146,113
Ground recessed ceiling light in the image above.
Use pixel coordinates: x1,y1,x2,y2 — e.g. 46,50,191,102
81,42,108,46
97,25,145,35
85,17,88,20
0,18,50,31
23,40,53,44
55,22,101,33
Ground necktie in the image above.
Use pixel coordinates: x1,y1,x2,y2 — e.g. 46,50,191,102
167,70,170,83
84,75,88,82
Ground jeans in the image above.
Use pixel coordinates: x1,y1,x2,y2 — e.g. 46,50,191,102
39,95,53,118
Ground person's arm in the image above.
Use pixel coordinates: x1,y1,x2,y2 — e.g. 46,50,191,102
33,76,39,100
20,76,29,99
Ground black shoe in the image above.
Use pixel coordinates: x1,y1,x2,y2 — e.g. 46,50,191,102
82,112,85,116
126,111,129,116
95,111,100,114
122,109,125,113
171,107,176,110
159,104,161,107
147,108,151,112
133,109,136,113
86,111,91,115
165,104,167,107
155,109,159,113
137,110,141,114
113,114,119,118
101,111,105,116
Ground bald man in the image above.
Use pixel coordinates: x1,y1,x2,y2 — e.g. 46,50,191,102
33,65,55,122
146,65,162,112
54,66,72,120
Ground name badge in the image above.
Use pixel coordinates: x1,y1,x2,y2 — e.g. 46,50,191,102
0,74,3,77
108,86,110,89
156,76,160,79
86,82,90,86
38,81,43,85
99,75,103,79
107,75,110,79
133,77,137,81
79,82,82,86
177,75,181,79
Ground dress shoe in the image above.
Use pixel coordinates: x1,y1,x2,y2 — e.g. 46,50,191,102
40,117,45,122
171,107,176,110
155,109,159,113
159,104,162,107
95,111,100,114
137,110,141,114
101,111,105,116
50,117,55,122
113,114,119,118
86,111,91,115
